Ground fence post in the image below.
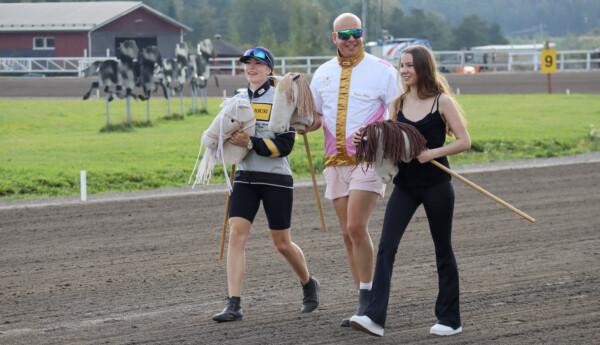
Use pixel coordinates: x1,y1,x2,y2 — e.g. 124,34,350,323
80,170,87,201
586,52,591,70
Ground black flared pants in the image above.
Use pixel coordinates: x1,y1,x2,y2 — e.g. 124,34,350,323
364,180,461,329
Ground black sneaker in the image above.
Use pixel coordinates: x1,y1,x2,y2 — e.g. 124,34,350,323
341,289,371,327
301,277,320,313
212,296,243,322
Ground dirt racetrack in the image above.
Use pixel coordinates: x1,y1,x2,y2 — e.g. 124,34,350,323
1,161,599,345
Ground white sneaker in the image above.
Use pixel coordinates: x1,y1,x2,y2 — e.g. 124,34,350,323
430,323,462,336
349,315,384,337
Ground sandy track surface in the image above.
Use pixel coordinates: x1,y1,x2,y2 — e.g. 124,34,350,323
1,162,599,344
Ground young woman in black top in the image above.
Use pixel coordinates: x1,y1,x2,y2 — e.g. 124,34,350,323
350,45,471,337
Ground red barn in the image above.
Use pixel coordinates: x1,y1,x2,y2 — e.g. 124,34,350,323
0,1,191,58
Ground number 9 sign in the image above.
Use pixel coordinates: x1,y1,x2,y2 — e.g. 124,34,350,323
541,48,557,74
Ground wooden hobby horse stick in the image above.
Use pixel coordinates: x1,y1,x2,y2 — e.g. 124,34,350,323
355,120,536,224
219,164,237,259
430,160,536,223
303,133,327,232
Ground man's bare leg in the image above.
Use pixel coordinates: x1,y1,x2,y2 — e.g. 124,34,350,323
332,196,360,286
333,190,379,326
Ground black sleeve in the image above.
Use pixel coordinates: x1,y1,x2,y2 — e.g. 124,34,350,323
250,127,296,157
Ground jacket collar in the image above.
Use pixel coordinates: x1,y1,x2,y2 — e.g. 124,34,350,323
337,49,365,68
247,80,272,99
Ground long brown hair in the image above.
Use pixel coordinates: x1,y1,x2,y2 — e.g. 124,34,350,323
389,45,466,135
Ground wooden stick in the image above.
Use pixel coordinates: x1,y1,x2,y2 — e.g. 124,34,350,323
431,160,535,223
302,133,327,232
219,164,237,259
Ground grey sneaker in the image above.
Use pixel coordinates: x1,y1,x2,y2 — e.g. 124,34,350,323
301,277,320,313
212,296,243,322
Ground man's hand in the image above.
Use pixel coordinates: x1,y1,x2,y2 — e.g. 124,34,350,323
302,113,322,133
351,126,366,147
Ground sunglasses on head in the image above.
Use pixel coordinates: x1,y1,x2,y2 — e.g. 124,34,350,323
242,48,272,65
336,28,363,40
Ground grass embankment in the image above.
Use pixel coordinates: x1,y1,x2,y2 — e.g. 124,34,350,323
1,95,598,199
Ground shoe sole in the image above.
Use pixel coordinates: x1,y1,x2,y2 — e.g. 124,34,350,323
350,320,383,337
212,315,243,323
430,326,462,336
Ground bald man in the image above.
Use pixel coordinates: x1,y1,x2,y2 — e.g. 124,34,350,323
307,13,400,327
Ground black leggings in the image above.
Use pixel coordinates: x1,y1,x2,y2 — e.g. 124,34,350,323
364,180,461,328
228,181,293,230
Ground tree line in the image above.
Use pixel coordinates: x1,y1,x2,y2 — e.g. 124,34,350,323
401,0,600,37
144,0,514,56
3,0,512,55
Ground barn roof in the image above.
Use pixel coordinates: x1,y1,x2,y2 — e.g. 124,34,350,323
0,1,191,32
213,38,244,58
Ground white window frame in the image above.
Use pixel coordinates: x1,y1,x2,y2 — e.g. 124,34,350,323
33,36,55,50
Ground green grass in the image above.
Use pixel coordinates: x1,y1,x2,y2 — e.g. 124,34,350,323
1,94,598,199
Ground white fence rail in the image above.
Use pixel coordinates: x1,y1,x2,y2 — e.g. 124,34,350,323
1,50,598,76
0,57,109,76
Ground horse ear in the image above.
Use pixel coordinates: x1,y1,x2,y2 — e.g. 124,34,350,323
292,73,300,81
269,75,282,85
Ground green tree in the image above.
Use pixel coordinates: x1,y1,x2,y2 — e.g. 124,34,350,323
287,0,330,55
227,0,289,47
452,15,491,49
259,19,279,54
488,23,509,45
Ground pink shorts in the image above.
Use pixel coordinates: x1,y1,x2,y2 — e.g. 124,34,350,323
323,164,386,200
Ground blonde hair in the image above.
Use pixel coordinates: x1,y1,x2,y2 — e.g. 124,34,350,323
390,45,466,136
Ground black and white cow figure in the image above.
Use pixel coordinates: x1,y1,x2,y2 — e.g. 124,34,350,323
82,59,119,102
188,38,219,113
136,45,162,101
135,45,163,121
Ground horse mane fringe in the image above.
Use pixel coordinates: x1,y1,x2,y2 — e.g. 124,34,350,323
192,148,217,188
279,74,294,105
293,74,318,120
280,73,318,121
355,120,427,165
355,124,380,166
392,122,428,161
189,140,219,189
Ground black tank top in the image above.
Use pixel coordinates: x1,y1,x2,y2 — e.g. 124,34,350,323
393,93,451,187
